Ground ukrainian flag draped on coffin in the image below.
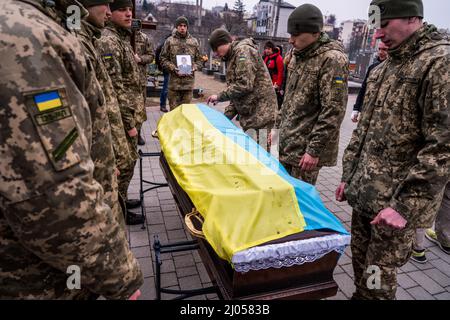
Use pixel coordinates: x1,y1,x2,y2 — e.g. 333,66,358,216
157,104,348,263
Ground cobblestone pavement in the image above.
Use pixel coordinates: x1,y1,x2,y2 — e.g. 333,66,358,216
126,72,450,301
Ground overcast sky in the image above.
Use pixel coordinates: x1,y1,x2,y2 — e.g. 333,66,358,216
202,0,450,29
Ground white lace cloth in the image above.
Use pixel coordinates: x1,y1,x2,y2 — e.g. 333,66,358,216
231,234,351,273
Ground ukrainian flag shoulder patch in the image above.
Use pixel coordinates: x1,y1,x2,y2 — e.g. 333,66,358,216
103,53,113,60
334,76,344,84
33,90,63,112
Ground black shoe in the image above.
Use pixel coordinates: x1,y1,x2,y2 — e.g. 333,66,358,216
138,134,145,146
126,199,142,209
126,211,145,225
160,106,168,113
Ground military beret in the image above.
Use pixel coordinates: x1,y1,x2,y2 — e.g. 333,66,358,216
208,28,232,51
79,0,113,8
110,0,133,12
175,16,189,27
370,0,424,20
287,4,324,35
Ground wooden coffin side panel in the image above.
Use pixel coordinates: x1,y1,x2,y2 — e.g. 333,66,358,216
159,154,340,300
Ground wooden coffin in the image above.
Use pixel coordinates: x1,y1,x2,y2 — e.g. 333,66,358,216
159,153,341,300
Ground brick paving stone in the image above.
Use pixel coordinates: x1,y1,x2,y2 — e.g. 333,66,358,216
397,273,418,289
174,254,196,268
430,259,450,277
160,258,176,273
196,263,212,284
164,216,183,231
160,272,179,288
131,246,152,258
168,229,188,241
140,277,156,300
407,286,435,300
396,287,414,300
326,291,347,300
341,264,354,278
176,266,199,278
434,291,450,300
178,275,203,290
400,261,419,273
408,271,445,295
130,231,149,248
423,268,450,288
334,273,356,299
137,257,154,278
146,210,164,225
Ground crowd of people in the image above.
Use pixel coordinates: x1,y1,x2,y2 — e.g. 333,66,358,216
0,0,448,300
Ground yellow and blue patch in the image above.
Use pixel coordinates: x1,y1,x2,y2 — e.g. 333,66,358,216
103,53,113,60
33,91,63,112
334,76,344,84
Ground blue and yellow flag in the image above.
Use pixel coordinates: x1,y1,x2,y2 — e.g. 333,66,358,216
33,91,63,112
158,104,348,262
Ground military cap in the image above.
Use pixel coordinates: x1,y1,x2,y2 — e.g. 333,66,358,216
208,28,232,51
287,4,324,35
175,16,189,27
370,0,424,20
110,0,133,12
80,0,113,8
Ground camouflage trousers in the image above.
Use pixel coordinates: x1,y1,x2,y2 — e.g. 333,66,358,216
118,123,142,200
168,89,193,110
351,208,415,300
281,162,321,185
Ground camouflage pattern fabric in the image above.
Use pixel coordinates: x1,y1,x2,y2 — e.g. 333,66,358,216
167,89,193,111
282,163,321,186
0,0,143,299
351,208,415,300
219,38,278,132
342,24,450,228
98,22,144,199
78,19,124,228
135,31,154,109
160,29,203,95
278,33,349,168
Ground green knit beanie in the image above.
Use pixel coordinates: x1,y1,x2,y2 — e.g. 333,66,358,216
80,0,113,8
287,4,324,35
175,16,189,27
208,28,232,51
110,0,133,12
370,0,424,20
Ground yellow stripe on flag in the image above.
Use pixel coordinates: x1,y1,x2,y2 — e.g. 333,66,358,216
36,98,62,112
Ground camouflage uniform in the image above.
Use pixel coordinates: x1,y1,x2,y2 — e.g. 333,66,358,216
219,38,278,135
98,22,144,199
160,29,203,110
0,0,143,299
78,19,124,228
135,30,154,111
341,24,450,300
278,33,348,185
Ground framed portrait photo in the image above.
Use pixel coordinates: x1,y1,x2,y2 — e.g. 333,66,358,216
176,54,192,75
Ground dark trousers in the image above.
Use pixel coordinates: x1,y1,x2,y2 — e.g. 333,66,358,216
160,71,169,108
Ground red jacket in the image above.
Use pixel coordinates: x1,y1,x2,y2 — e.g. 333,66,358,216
264,52,284,88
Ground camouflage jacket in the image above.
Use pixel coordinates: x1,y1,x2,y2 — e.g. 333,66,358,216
220,38,278,131
342,24,450,228
278,33,349,167
0,0,142,299
98,22,145,130
77,20,122,226
135,31,155,88
160,29,203,91
82,20,138,170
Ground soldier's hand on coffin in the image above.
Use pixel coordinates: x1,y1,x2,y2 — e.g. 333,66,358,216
207,95,218,105
335,182,347,202
370,208,408,230
128,127,138,137
128,289,141,300
299,153,319,171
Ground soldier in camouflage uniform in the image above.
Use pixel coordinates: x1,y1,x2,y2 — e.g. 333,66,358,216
79,0,137,220
206,29,278,147
97,0,145,224
135,30,154,146
77,0,124,228
0,0,143,299
278,4,348,185
336,0,450,300
160,16,203,110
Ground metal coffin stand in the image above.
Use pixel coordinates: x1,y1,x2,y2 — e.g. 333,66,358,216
154,153,341,300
